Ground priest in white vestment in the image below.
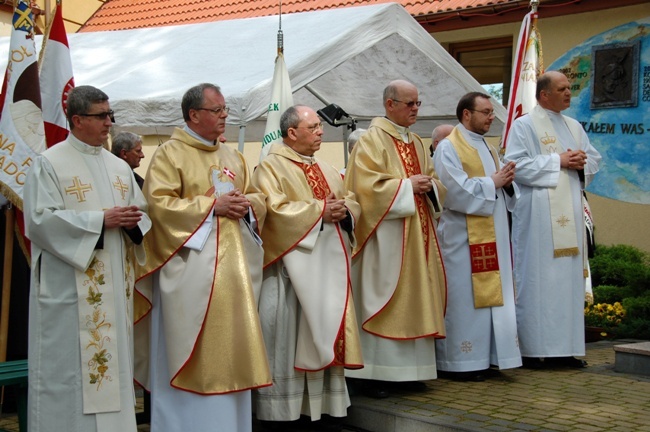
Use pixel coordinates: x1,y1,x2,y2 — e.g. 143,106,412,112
505,71,601,368
252,105,363,426
344,80,447,398
24,86,151,432
434,92,522,382
134,84,271,431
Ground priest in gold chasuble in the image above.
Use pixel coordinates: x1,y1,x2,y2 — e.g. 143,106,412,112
252,105,363,425
134,84,271,431
433,93,522,382
344,80,447,396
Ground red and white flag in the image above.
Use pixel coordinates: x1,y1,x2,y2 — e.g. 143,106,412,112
260,51,293,161
39,1,75,148
501,10,543,149
0,0,45,207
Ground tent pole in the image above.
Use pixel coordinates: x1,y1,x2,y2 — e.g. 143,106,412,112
238,125,246,153
304,84,330,106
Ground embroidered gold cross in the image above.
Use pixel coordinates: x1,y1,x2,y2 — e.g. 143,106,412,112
113,176,129,200
471,243,498,272
556,215,570,227
65,176,92,202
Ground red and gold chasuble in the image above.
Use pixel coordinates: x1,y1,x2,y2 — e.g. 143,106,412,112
393,138,434,260
294,160,348,366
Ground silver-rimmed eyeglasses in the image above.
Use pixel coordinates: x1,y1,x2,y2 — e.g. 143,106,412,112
295,122,324,134
196,106,230,115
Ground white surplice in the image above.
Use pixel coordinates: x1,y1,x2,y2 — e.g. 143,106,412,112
255,222,352,421
504,109,601,357
24,136,150,432
433,124,521,372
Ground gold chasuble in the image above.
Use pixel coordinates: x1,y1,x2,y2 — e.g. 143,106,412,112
447,127,504,308
135,128,271,394
345,117,447,340
254,143,363,369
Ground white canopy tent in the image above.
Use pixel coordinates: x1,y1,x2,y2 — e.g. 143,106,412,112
1,2,506,145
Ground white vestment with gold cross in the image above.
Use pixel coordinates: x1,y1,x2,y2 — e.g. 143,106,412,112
504,108,601,358
24,135,150,432
434,123,521,372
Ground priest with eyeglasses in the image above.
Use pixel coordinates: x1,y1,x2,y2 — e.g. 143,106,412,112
24,85,151,432
344,80,447,398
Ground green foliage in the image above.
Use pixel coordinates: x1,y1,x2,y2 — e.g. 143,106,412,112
588,245,650,339
614,317,650,340
593,285,635,304
622,294,650,320
590,245,650,296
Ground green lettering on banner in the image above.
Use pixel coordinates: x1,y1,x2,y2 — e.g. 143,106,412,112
263,129,280,145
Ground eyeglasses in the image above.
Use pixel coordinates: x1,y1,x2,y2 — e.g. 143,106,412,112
469,109,496,118
295,122,324,134
196,106,230,115
392,100,422,108
79,110,115,123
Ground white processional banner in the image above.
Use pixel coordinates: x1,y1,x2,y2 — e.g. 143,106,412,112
501,10,542,150
260,52,293,161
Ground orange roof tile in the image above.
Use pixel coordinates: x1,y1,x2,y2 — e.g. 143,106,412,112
80,0,518,32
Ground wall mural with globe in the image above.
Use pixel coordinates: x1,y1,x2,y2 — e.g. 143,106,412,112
547,17,649,204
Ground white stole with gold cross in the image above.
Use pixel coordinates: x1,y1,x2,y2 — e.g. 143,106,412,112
43,141,133,414
529,105,581,258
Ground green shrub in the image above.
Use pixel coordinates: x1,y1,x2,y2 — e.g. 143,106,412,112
593,285,635,304
587,245,650,339
622,295,650,320
614,317,650,340
590,245,650,296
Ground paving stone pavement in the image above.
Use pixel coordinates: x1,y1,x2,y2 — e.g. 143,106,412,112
0,340,648,431
344,339,650,432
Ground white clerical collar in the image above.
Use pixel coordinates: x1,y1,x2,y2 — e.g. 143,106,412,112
385,117,410,142
184,125,218,146
543,107,563,119
283,143,315,165
458,123,486,144
68,133,104,155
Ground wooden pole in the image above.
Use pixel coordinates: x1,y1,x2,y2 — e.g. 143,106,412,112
0,205,15,363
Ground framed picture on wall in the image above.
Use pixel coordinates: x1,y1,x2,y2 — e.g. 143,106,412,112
590,40,640,109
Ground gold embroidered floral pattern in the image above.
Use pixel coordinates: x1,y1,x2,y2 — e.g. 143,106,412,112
83,257,114,390
393,138,433,259
294,161,332,200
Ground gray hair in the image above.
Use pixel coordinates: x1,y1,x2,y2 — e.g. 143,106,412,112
279,105,308,138
347,128,366,153
181,83,221,121
66,85,109,130
111,131,142,156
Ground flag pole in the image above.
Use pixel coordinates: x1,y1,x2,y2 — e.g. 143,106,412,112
0,204,15,363
278,0,283,55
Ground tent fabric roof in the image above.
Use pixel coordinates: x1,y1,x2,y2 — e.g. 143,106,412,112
80,0,516,32
1,3,506,141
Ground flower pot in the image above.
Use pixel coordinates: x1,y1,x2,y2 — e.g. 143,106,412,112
585,326,607,342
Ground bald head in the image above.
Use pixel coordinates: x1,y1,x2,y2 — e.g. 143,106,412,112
431,124,454,153
383,80,420,127
536,71,572,113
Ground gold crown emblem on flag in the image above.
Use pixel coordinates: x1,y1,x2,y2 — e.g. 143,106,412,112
540,132,556,145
